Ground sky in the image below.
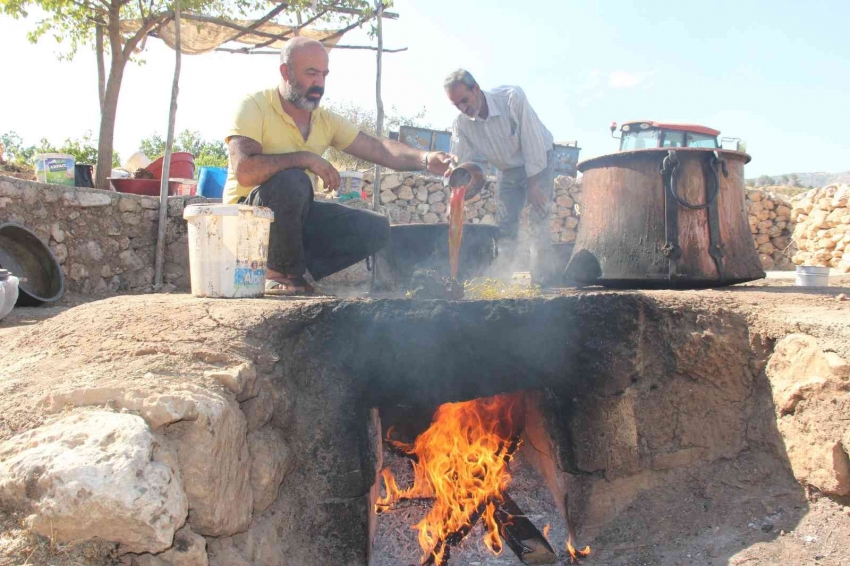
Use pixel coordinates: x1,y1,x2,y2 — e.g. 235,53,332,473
1,0,848,177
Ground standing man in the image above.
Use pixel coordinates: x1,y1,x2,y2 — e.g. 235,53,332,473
444,69,556,285
225,37,452,295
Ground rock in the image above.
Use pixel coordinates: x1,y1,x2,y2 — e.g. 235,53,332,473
131,526,208,566
232,515,284,566
78,191,114,207
51,243,68,263
0,411,187,554
556,195,574,208
428,191,445,204
431,202,447,214
767,334,850,495
759,253,775,270
481,214,495,225
120,198,142,213
427,182,444,193
423,212,439,224
240,382,274,432
120,249,147,271
415,187,428,202
166,390,253,536
397,186,414,200
247,426,292,514
379,190,397,203
69,262,89,281
380,173,402,191
416,203,430,215
565,216,579,230
205,362,258,400
50,222,65,243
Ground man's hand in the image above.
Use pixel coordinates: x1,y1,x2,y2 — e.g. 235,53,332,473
305,154,340,192
527,177,548,218
426,152,455,176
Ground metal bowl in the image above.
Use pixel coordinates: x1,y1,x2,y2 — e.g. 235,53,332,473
0,223,65,306
379,223,499,284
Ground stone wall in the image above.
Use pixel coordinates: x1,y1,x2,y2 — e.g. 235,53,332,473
790,184,850,273
359,171,582,243
0,175,207,294
745,189,796,270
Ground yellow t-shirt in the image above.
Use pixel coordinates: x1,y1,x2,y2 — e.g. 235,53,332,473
223,87,360,204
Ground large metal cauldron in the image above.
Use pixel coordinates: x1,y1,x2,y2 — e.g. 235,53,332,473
565,148,765,288
379,223,499,285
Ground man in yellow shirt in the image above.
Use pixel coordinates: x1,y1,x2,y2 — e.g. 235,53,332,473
226,37,452,295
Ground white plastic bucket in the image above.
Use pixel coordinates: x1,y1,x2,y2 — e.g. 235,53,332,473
339,171,364,195
795,265,830,287
0,269,20,321
183,204,274,298
34,153,76,186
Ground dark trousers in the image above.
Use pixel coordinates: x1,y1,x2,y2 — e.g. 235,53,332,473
244,170,389,280
495,150,556,284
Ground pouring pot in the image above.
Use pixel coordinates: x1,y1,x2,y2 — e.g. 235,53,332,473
448,162,486,200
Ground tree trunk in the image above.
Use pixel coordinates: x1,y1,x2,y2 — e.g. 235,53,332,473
96,56,126,190
96,24,105,113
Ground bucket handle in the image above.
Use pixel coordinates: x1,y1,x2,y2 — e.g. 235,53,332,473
660,150,726,210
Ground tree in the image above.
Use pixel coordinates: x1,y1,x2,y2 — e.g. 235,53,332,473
139,129,228,171
789,173,801,187
1,130,120,167
757,175,774,187
323,101,429,171
0,0,376,189
780,174,790,185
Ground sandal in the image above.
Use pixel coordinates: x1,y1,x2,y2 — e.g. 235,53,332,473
265,275,316,296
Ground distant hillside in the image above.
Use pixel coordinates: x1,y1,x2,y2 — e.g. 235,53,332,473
746,171,850,188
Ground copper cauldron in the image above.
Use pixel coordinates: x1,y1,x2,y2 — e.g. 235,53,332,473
565,148,765,288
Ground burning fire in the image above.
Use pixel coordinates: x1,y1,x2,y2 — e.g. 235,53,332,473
567,535,591,562
376,394,523,564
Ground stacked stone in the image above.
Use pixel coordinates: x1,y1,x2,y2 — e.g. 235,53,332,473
549,175,582,244
0,176,202,294
790,184,850,273
357,171,582,235
359,171,498,225
745,189,796,270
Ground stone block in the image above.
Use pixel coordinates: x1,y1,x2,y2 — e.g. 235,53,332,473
0,411,187,554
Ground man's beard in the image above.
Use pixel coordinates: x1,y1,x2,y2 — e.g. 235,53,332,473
284,78,324,111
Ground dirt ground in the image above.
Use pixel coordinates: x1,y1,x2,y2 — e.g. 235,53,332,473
1,276,849,566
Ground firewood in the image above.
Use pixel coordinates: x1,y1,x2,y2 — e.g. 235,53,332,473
494,493,557,565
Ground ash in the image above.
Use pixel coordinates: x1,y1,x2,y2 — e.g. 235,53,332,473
371,447,577,565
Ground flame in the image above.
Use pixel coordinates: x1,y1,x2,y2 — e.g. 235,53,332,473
448,185,467,279
567,535,591,562
543,523,551,540
377,394,523,563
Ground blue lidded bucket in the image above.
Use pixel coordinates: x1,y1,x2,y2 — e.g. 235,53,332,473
198,167,228,199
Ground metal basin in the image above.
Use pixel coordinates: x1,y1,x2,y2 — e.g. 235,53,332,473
379,223,499,284
0,223,65,305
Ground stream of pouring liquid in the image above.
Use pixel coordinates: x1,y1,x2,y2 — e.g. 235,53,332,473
448,185,468,279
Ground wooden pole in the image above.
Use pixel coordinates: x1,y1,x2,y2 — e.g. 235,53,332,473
370,1,384,291
154,1,182,289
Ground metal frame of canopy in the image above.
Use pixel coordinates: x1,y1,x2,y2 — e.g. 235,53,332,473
149,1,403,288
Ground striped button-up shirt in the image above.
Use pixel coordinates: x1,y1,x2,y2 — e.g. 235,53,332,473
450,85,554,178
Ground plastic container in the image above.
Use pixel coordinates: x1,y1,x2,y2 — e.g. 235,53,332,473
795,265,830,287
198,167,228,199
183,204,274,298
0,269,20,321
110,178,191,196
339,171,364,195
146,152,196,180
34,153,76,186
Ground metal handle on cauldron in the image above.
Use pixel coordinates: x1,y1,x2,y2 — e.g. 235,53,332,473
660,150,725,210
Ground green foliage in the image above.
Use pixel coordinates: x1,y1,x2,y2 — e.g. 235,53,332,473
139,130,228,173
756,175,775,187
0,130,119,167
0,0,378,61
323,102,430,171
